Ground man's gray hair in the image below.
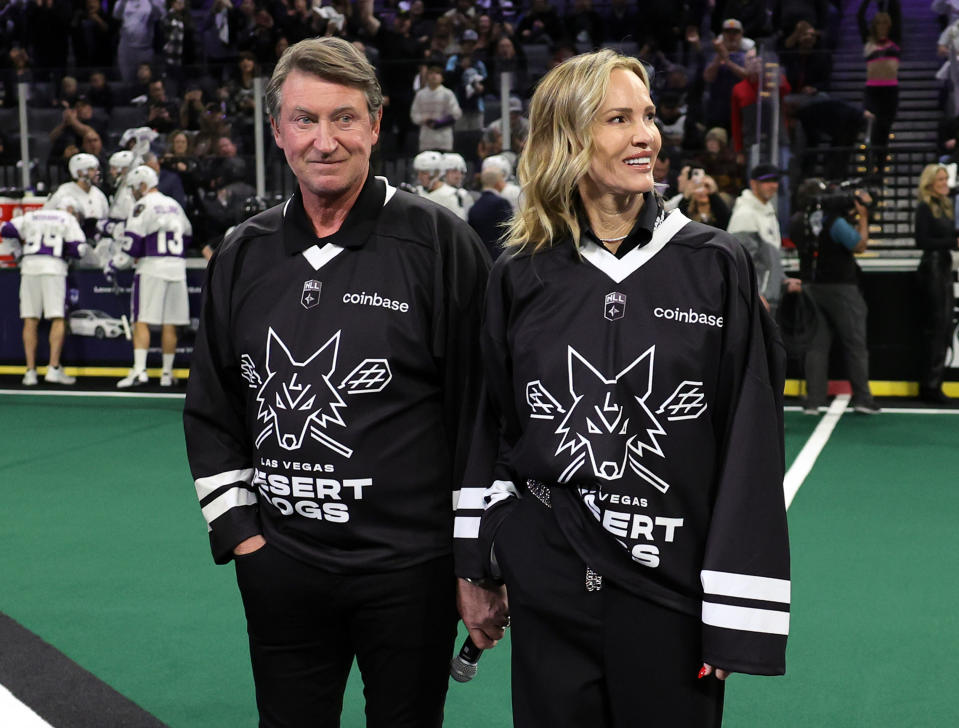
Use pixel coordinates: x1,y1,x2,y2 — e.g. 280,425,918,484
265,37,383,121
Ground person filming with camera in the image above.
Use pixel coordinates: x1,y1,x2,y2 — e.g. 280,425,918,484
790,179,882,415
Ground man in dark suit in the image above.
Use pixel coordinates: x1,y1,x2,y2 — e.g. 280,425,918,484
467,164,513,259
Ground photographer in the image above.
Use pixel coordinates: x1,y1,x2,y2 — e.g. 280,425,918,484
789,178,882,414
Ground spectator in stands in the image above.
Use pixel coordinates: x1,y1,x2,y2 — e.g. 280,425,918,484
933,0,959,25
49,98,108,167
696,126,744,200
411,62,462,152
237,6,281,67
428,15,458,57
711,0,771,39
484,95,529,155
731,55,791,168
781,20,832,97
468,164,513,258
443,0,478,36
161,128,199,196
792,97,869,179
486,34,529,100
143,150,187,209
130,62,155,102
71,0,115,70
472,13,495,61
774,0,829,38
278,0,316,46
655,91,689,154
54,76,80,108
179,83,207,131
86,72,114,112
517,0,563,45
161,0,195,84
2,47,32,109
80,129,106,168
938,15,959,116
603,0,638,41
653,155,679,199
146,79,178,134
357,0,427,154
790,178,880,414
405,0,430,41
564,0,604,49
914,164,958,403
702,18,751,133
25,0,71,81
858,0,901,172
113,0,165,83
679,173,731,230
446,29,487,131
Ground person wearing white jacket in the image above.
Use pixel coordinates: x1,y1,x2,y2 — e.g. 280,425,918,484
410,64,462,152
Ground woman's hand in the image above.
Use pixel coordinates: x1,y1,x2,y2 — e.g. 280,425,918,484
698,663,730,680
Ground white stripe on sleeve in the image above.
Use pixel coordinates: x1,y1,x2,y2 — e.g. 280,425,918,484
455,487,487,511
702,602,790,636
701,570,791,604
201,486,258,528
453,516,481,539
195,468,255,501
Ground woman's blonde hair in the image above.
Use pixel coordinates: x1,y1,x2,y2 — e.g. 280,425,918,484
917,163,953,219
503,49,650,254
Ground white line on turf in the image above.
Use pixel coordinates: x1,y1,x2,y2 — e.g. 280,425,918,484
0,389,185,400
0,685,54,728
784,394,850,510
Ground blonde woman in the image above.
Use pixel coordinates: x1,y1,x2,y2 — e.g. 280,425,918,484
858,1,901,171
914,164,958,402
460,49,790,727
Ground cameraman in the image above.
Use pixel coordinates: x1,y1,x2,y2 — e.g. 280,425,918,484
789,179,882,414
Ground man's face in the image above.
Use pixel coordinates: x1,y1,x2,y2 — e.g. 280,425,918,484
149,81,165,102
652,156,669,182
271,70,380,203
722,28,742,50
82,132,101,155
76,102,93,121
217,136,237,157
751,179,779,203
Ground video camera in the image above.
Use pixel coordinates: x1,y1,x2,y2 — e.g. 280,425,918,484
796,175,881,240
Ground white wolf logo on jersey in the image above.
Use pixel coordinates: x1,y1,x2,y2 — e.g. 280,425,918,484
554,346,670,492
254,328,353,457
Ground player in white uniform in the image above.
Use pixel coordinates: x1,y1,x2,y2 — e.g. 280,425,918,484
47,153,109,269
95,150,137,265
2,196,89,385
112,165,193,388
442,152,474,220
412,150,467,220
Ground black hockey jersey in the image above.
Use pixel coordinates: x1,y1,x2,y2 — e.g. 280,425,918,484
457,207,790,675
183,173,491,574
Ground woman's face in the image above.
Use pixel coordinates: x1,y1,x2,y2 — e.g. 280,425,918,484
705,137,720,154
582,69,661,199
172,133,189,156
874,18,890,40
477,14,491,33
497,37,515,58
933,169,949,198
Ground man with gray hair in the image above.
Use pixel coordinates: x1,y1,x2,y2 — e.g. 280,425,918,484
183,37,506,727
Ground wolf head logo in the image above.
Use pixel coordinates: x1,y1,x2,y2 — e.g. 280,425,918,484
255,328,349,454
554,346,667,488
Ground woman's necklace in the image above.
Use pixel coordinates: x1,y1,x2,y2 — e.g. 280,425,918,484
598,233,629,243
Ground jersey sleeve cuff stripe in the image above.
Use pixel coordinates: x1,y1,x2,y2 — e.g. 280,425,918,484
455,487,487,511
702,601,790,636
701,569,791,604
201,486,258,527
453,516,481,538
195,468,255,501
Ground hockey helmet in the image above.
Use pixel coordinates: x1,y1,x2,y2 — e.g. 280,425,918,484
413,151,445,173
442,152,467,174
109,150,136,179
126,165,159,195
68,153,100,183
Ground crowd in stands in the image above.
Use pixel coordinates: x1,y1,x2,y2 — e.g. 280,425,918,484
0,0,955,252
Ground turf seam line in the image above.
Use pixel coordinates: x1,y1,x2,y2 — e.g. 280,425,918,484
0,389,185,399
784,394,850,510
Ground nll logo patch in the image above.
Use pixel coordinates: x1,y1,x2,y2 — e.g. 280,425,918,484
605,292,627,321
301,280,322,310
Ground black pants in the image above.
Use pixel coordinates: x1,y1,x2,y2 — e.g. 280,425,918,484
234,545,458,728
917,252,956,391
864,84,898,171
492,496,724,728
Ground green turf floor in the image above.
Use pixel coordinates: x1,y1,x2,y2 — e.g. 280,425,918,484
1,395,957,726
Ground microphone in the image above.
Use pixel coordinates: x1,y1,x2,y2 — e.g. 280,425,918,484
450,636,483,682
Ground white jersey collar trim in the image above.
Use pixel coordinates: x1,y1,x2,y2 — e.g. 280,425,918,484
580,209,691,284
